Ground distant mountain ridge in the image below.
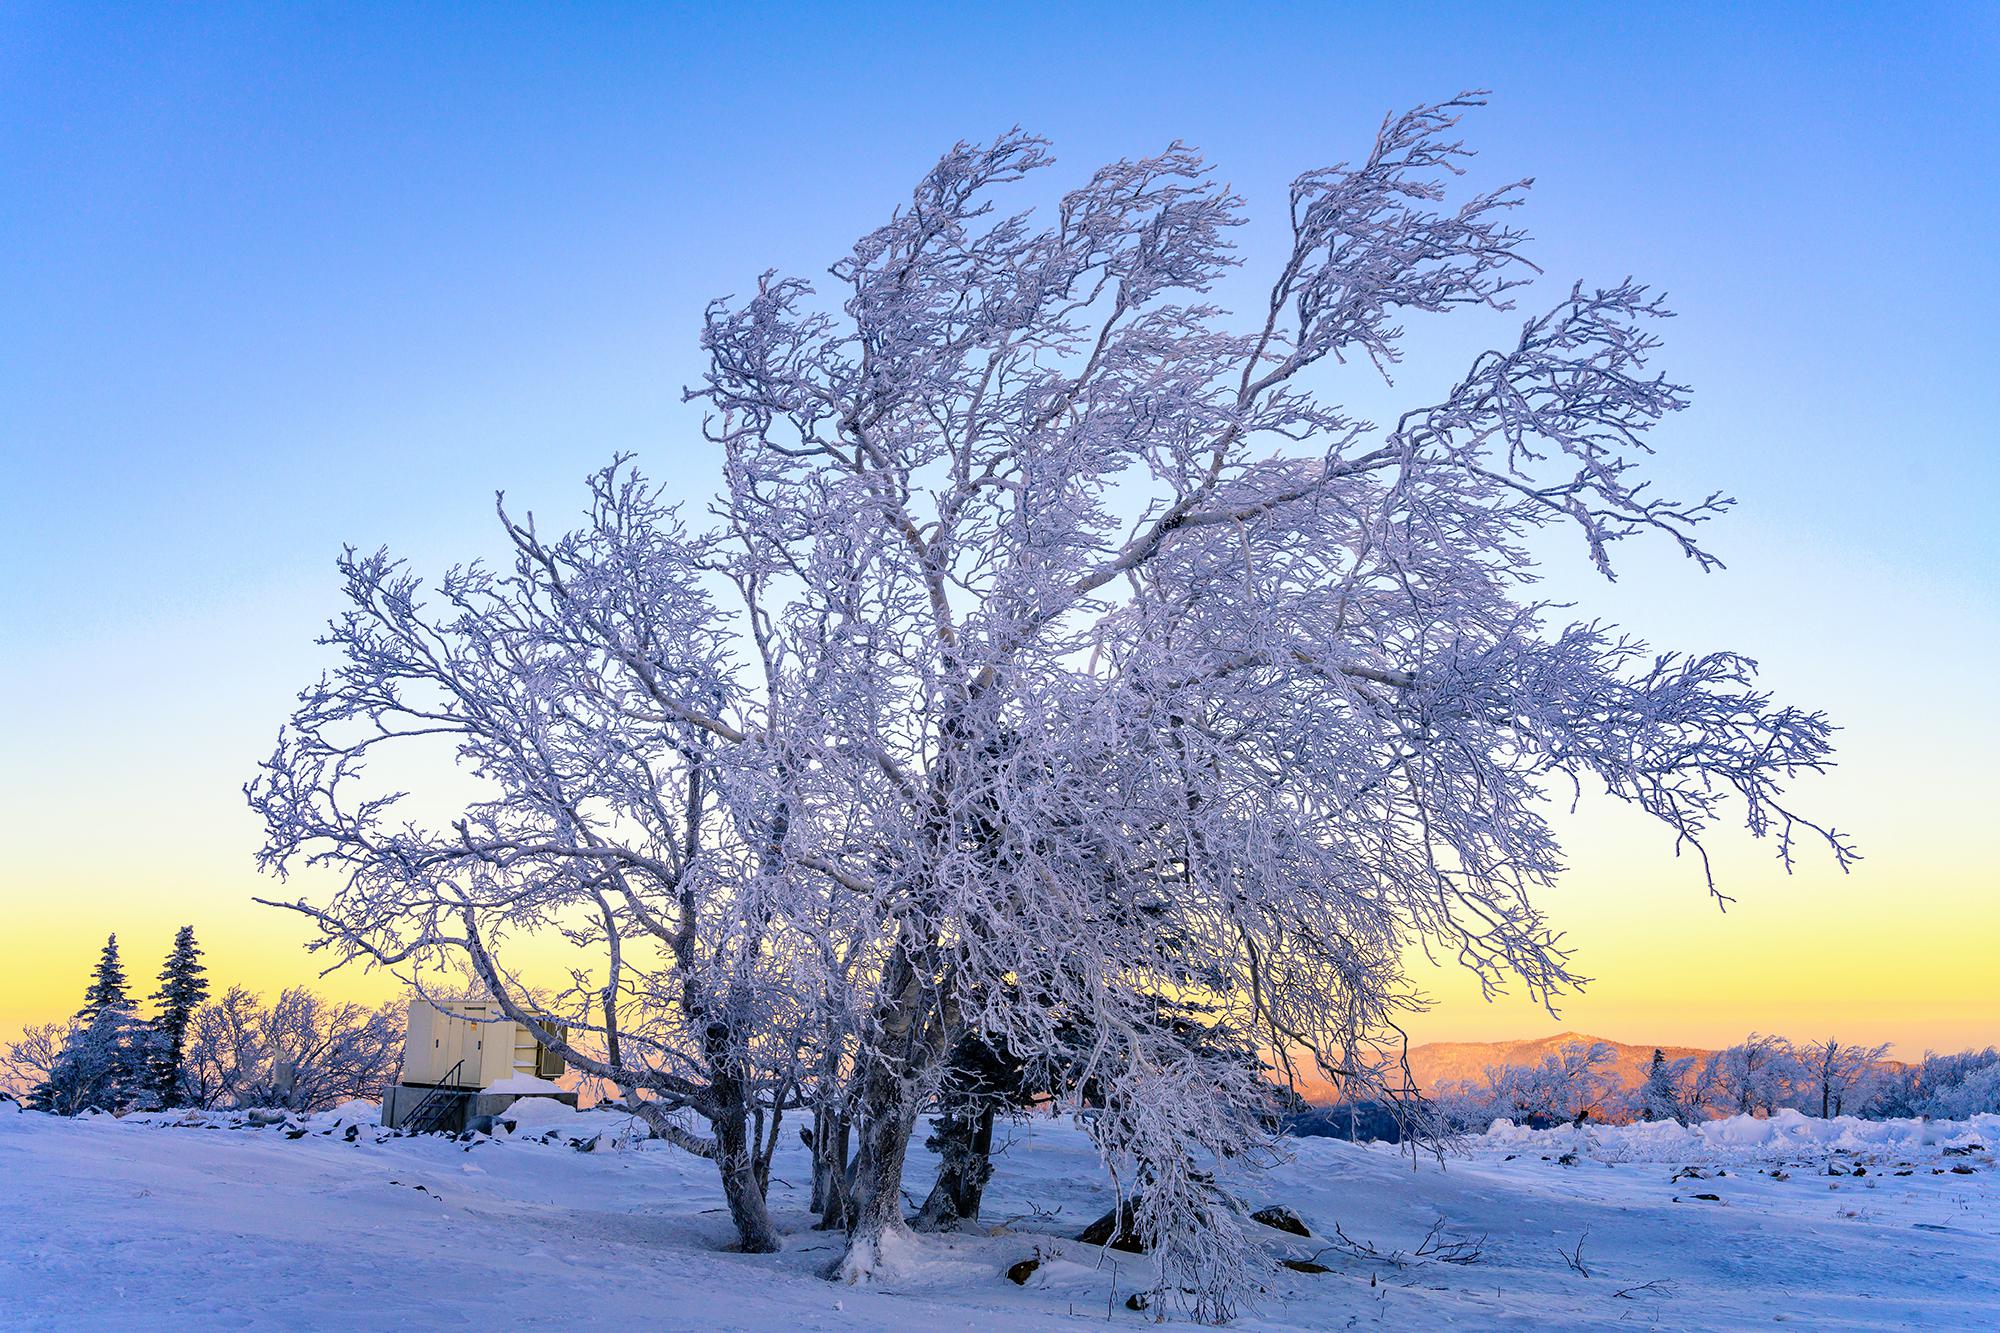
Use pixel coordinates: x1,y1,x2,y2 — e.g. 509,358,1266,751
1294,1031,1714,1106
1398,1031,1712,1099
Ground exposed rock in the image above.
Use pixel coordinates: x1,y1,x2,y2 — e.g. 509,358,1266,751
1005,1257,1039,1285
1076,1201,1147,1253
1282,1259,1331,1274
1250,1205,1311,1237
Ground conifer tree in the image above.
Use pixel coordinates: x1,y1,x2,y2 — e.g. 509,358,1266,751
79,934,131,1018
1638,1047,1690,1124
148,926,209,1107
33,934,155,1113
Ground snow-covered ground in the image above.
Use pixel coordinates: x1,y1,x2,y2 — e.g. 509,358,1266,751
1,1097,1995,1330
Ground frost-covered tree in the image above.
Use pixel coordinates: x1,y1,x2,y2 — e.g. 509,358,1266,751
148,925,210,1107
1442,1040,1621,1127
1789,1037,1891,1119
29,935,159,1114
1914,1057,2000,1119
2,1020,74,1103
246,474,822,1253
1880,1047,2000,1119
1700,1034,1804,1117
254,989,403,1111
29,1014,125,1115
252,97,1849,1314
177,986,402,1113
80,935,130,1017
1636,1048,1694,1123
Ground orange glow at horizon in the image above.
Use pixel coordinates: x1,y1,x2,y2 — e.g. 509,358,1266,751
2,792,1993,1065
3,499,1995,1071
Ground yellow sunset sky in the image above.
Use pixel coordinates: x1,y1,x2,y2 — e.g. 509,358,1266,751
3,521,1992,1060
3,5,1996,1064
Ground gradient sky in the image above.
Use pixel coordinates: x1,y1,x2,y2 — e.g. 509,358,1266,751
3,3,1995,1058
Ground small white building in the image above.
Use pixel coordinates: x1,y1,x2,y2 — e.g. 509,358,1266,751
381,1000,574,1132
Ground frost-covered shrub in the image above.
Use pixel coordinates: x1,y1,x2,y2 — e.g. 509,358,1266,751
1879,1048,2000,1119
1431,1042,1626,1130
10,935,163,1115
1923,1062,2000,1118
180,986,401,1113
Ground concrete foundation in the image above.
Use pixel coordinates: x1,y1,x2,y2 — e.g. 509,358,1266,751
380,1083,579,1133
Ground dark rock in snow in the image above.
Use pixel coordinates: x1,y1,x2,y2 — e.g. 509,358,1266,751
1005,1257,1039,1285
1076,1201,1148,1253
1125,1293,1149,1311
1282,1259,1331,1274
1250,1205,1311,1237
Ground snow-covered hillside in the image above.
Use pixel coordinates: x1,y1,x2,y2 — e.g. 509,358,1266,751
1,1098,1994,1330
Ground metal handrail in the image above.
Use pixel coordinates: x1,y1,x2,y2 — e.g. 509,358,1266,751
402,1060,468,1133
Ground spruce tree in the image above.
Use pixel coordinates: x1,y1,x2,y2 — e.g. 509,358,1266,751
1639,1048,1682,1124
148,925,209,1107
79,934,131,1018
41,934,154,1113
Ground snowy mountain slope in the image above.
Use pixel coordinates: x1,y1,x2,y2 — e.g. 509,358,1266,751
1402,1032,1716,1096
0,1099,1994,1330
1287,1032,1713,1104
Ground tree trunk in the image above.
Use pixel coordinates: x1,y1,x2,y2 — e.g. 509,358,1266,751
913,1100,996,1231
701,1017,780,1255
841,1073,918,1280
811,1107,854,1230
714,1092,782,1254
836,941,940,1281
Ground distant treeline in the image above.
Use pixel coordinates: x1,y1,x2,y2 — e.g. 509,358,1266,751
1298,1036,2000,1141
0,930,403,1116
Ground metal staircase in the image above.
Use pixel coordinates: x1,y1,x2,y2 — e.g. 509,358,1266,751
400,1060,471,1134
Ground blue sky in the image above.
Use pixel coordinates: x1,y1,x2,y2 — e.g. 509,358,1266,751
2,3,1995,1048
